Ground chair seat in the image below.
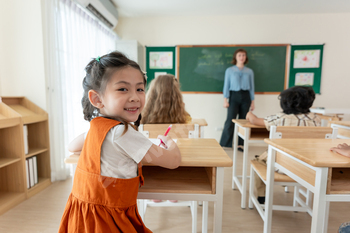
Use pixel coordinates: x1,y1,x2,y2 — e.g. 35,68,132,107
251,160,295,183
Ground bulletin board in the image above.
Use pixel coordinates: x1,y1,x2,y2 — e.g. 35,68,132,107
288,44,324,94
145,46,176,87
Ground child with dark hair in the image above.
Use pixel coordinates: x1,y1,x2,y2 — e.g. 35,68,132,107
59,51,181,233
246,86,320,130
245,86,321,204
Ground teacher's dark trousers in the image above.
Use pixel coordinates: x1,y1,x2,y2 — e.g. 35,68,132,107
220,90,251,148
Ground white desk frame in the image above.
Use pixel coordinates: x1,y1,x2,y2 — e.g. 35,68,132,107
264,144,350,233
232,123,267,209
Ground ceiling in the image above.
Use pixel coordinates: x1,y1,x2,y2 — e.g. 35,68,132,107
111,0,350,18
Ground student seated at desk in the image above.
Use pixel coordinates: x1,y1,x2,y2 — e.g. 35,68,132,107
141,74,191,124
60,51,181,233
245,86,321,204
141,74,190,203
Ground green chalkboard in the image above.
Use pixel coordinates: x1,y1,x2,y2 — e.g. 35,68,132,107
177,45,288,93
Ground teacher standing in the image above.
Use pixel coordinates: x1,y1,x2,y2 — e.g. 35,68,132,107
220,49,255,150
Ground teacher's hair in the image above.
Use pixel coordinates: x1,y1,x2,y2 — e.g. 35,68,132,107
231,48,249,65
279,86,315,114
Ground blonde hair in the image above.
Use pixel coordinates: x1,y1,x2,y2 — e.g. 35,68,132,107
141,74,190,124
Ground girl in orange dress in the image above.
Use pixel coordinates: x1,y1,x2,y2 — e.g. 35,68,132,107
59,51,181,233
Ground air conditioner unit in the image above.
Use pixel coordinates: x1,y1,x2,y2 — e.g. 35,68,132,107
75,0,118,29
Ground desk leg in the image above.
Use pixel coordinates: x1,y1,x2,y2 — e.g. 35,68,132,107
240,127,250,209
202,201,208,233
311,168,328,233
232,124,239,190
264,146,276,233
214,167,224,233
191,201,197,233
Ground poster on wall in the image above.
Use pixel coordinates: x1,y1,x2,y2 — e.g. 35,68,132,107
293,50,320,68
295,73,314,86
288,44,324,94
149,52,173,69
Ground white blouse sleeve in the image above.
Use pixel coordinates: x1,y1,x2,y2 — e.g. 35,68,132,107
113,125,153,163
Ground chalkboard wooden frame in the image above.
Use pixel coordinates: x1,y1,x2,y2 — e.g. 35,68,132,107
176,44,290,94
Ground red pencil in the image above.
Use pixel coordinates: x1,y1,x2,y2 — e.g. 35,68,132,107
159,124,172,147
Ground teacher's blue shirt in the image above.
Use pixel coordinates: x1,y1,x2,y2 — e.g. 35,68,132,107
223,65,255,100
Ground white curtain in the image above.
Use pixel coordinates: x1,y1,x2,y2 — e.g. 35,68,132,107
42,0,117,181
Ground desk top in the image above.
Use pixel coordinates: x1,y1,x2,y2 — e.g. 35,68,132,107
66,138,232,168
232,119,266,128
144,138,232,167
264,138,350,167
191,118,208,126
310,108,350,115
328,121,350,127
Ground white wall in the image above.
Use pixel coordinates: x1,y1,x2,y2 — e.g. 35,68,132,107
0,0,46,110
115,13,350,141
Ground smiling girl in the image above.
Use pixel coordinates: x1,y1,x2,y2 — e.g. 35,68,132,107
59,51,181,233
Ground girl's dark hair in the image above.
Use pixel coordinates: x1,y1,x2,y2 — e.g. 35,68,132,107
231,48,249,65
81,51,146,131
279,86,315,114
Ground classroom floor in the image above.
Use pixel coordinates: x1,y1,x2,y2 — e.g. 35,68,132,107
0,146,348,233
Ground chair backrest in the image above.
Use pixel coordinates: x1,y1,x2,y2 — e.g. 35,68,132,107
330,123,350,139
139,123,199,138
269,126,337,139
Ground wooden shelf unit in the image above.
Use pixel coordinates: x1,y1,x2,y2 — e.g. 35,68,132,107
0,97,51,215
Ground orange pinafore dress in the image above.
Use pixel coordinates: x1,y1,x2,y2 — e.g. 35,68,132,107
59,117,152,233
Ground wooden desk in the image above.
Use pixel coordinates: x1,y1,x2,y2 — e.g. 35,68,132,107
65,138,232,233
310,108,350,126
231,119,269,208
329,121,350,139
310,108,350,115
139,139,232,233
263,138,350,233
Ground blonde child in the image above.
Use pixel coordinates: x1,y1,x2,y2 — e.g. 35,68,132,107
141,74,191,124
141,74,190,203
59,51,181,233
246,86,321,204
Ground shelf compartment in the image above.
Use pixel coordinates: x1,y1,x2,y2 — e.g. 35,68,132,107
25,148,48,159
27,122,50,154
140,166,213,194
1,97,48,124
0,125,24,160
0,162,25,193
0,191,26,215
28,151,51,181
27,177,51,198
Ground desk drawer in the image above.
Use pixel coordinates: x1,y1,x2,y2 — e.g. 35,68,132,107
140,166,215,194
327,168,350,194
238,127,269,140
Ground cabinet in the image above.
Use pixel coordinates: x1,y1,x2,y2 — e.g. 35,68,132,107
116,40,145,70
0,97,51,215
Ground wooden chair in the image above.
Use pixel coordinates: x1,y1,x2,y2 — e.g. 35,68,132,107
138,123,206,233
248,126,338,222
139,123,200,139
